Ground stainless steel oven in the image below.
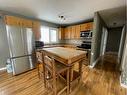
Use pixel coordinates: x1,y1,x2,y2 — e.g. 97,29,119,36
77,41,91,65
80,31,92,38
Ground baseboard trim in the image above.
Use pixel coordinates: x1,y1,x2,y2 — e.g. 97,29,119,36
89,56,102,68
0,67,7,71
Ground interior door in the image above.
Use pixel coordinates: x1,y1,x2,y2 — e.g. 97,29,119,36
6,25,25,57
121,32,127,71
118,26,126,63
100,27,108,56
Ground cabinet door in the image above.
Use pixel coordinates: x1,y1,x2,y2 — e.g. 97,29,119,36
87,22,93,30
80,23,88,31
65,27,71,39
75,25,80,39
22,19,32,28
71,26,75,39
80,22,93,31
68,26,72,39
64,27,68,39
58,28,64,40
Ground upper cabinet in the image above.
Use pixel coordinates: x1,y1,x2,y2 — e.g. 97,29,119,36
80,22,93,31
64,26,71,39
63,25,80,39
75,25,80,39
22,19,33,28
58,27,65,40
59,22,93,40
5,16,33,28
5,15,41,40
71,26,76,39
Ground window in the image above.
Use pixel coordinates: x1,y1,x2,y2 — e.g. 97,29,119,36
50,29,57,42
40,26,58,43
40,27,50,43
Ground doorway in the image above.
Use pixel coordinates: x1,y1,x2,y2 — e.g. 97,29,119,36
100,27,108,56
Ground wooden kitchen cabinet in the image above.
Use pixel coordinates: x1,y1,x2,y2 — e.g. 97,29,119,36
58,27,65,40
22,19,33,28
87,22,93,30
59,22,93,39
64,26,71,39
71,26,76,39
80,22,93,31
65,26,79,39
68,26,72,39
64,27,68,39
75,25,80,39
5,15,33,28
32,21,41,40
80,23,88,32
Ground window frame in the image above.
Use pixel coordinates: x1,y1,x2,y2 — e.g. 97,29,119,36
40,26,58,44
49,27,58,43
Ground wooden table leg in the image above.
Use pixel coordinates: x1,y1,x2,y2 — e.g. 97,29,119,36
69,66,73,93
79,60,83,82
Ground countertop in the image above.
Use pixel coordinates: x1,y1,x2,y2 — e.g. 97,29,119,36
36,43,91,52
43,47,86,65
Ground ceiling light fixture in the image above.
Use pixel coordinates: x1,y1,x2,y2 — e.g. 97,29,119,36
58,15,66,21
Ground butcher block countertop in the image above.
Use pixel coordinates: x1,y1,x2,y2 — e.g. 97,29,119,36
42,47,87,66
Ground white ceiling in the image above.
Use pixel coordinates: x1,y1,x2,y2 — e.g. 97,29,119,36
0,0,125,25
99,6,126,28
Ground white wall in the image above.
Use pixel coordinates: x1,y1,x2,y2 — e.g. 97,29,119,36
121,0,127,72
121,32,127,72
0,16,10,68
90,12,106,67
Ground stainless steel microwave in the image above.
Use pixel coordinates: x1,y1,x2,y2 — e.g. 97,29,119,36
80,31,92,38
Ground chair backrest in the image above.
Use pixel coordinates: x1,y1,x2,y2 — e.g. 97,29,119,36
43,54,56,77
36,51,43,63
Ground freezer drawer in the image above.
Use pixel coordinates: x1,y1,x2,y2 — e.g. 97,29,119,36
11,56,35,75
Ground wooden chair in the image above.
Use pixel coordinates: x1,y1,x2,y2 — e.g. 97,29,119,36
43,54,69,95
69,60,84,92
36,51,44,78
60,60,84,93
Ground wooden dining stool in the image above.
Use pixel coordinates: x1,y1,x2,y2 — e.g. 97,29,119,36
69,59,84,92
43,54,69,95
36,51,44,78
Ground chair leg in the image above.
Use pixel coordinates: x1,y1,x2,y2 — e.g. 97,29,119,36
53,77,57,95
67,69,69,95
43,64,46,88
38,63,41,79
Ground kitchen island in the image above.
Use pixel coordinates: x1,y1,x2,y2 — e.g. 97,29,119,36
42,47,87,93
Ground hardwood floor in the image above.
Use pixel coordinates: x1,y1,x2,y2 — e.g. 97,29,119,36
0,54,127,95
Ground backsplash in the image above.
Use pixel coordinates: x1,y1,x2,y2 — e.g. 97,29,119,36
44,38,92,45
62,38,92,45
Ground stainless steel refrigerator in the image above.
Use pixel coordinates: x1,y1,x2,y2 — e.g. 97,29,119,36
6,25,36,75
